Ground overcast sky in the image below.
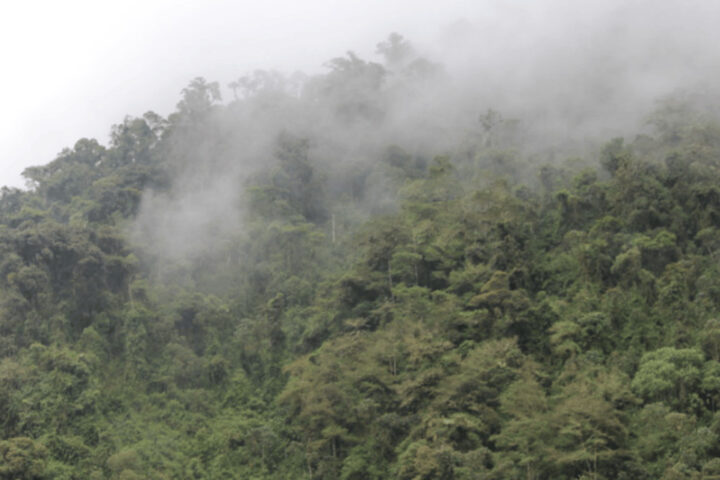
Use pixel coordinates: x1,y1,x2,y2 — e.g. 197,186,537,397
0,0,488,188
2,0,719,189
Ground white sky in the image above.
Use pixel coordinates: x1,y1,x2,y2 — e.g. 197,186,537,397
2,0,718,189
0,0,486,188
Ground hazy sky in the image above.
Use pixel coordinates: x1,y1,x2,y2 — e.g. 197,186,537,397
0,0,485,189
2,0,719,189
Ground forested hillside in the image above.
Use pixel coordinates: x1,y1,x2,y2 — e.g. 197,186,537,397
3,35,720,479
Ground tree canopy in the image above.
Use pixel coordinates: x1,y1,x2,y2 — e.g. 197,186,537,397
2,34,720,479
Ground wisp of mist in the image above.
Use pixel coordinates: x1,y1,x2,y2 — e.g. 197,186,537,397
130,0,720,267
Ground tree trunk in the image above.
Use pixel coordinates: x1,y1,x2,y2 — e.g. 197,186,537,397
331,213,336,244
388,261,394,302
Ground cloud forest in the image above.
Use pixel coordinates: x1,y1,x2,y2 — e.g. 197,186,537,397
3,29,720,479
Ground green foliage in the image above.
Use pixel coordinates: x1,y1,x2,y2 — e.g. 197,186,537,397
0,437,48,479
632,347,705,410
4,55,720,479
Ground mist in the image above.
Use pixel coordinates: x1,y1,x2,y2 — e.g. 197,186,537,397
126,0,720,269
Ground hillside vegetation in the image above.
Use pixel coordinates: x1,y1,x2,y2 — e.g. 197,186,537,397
3,38,720,479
